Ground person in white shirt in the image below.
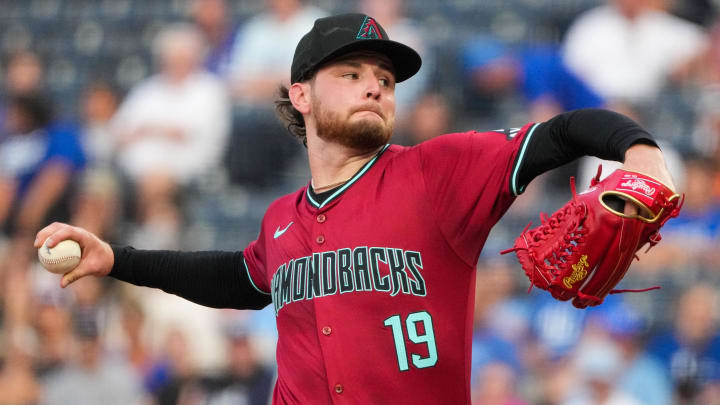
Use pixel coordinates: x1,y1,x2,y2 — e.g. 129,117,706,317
112,23,231,249
563,0,707,107
227,0,327,105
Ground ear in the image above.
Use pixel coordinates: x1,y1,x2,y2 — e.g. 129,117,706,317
289,82,311,115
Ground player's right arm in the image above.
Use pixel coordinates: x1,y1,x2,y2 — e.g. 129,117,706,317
34,222,271,310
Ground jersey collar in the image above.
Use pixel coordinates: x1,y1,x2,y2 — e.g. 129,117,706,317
305,144,390,209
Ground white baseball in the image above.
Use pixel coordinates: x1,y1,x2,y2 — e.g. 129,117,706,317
38,239,82,274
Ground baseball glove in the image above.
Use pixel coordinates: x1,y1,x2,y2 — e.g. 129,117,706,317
501,165,683,308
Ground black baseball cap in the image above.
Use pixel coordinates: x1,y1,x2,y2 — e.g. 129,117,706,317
291,13,422,84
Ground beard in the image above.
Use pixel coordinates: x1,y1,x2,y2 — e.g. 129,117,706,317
312,98,394,151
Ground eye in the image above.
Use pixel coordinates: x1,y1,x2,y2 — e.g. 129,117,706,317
343,73,359,80
379,77,394,88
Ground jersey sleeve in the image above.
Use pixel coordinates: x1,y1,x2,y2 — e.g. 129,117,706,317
417,123,539,265
243,223,272,295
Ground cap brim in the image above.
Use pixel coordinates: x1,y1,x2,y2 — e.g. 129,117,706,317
314,39,422,83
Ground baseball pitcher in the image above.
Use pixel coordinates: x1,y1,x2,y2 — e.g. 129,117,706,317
35,13,679,404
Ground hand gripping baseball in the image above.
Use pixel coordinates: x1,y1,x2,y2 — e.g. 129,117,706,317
34,223,114,288
501,166,683,308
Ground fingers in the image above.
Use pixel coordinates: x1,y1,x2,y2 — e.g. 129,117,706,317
34,222,64,248
623,201,640,216
34,222,85,249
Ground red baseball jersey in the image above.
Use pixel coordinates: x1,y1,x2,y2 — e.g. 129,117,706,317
244,123,538,404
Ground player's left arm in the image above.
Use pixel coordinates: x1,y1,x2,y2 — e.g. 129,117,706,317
513,108,675,193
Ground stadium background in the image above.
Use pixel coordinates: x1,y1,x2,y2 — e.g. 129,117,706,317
1,0,719,404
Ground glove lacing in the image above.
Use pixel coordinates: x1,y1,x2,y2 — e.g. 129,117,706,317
501,177,588,292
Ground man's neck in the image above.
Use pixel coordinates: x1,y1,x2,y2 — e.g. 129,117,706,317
307,136,385,192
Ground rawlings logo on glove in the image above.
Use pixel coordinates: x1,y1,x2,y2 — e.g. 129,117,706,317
563,255,589,289
619,179,656,195
501,166,683,308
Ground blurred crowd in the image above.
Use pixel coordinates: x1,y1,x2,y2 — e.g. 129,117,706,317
1,0,720,404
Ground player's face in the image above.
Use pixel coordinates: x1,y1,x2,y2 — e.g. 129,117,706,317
309,52,396,151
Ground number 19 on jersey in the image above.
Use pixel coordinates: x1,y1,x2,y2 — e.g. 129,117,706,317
383,311,438,371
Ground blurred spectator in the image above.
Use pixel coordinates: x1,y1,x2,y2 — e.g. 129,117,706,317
359,0,433,118
115,298,156,391
111,23,231,249
3,50,43,96
69,275,110,342
71,82,122,240
223,0,325,188
518,293,588,404
530,293,588,359
463,38,605,122
586,296,673,405
648,285,720,403
563,0,707,117
201,325,274,405
0,95,85,273
472,361,529,405
32,291,73,376
0,345,40,405
191,0,239,77
683,22,720,161
397,92,453,145
0,266,40,405
40,311,144,405
472,309,524,384
562,337,642,405
0,51,44,141
227,0,326,104
150,328,203,405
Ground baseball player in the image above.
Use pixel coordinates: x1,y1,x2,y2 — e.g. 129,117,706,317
36,13,676,404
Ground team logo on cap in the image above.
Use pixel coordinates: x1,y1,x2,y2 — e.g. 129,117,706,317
357,16,383,40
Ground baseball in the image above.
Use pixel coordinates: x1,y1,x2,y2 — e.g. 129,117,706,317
38,239,82,274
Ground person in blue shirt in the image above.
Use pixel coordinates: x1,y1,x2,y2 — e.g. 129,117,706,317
0,95,85,270
191,0,240,78
647,285,720,403
462,37,605,122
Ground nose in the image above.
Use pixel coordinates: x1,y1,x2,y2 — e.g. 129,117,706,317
363,74,381,100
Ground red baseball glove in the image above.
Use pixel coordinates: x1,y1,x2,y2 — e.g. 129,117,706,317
501,166,683,308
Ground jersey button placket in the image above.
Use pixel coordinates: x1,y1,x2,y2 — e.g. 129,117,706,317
316,213,326,245
315,210,339,395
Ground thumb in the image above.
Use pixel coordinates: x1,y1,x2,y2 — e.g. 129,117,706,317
60,265,88,288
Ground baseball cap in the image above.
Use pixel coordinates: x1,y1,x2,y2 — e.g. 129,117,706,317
291,13,422,84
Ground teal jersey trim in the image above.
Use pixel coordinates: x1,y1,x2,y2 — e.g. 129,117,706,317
510,123,539,196
306,144,390,209
244,257,270,295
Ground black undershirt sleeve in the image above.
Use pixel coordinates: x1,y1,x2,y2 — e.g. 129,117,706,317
515,108,658,191
109,246,271,310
